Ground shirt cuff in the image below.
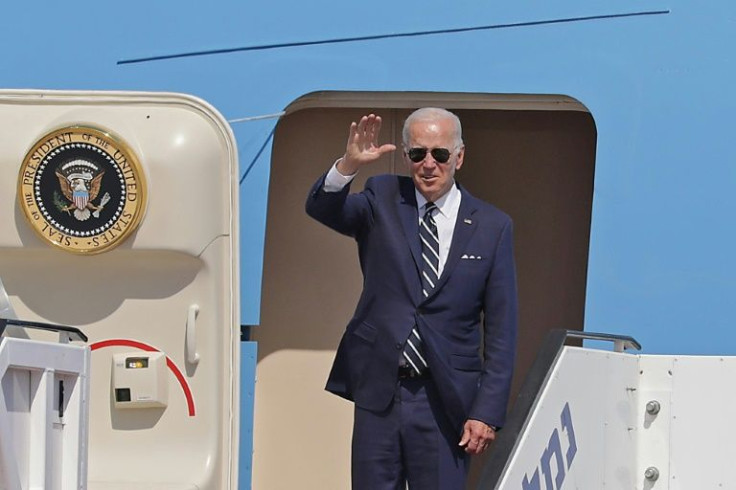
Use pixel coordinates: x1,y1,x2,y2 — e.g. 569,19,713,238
323,158,357,192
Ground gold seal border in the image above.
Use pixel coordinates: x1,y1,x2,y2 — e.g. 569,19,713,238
17,126,148,254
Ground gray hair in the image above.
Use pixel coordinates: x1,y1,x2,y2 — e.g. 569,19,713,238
402,107,464,148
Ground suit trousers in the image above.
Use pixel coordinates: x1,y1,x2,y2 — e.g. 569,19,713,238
351,377,470,490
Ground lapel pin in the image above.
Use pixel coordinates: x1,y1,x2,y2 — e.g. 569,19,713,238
464,218,472,225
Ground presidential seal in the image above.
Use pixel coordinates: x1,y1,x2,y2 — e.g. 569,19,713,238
18,127,147,254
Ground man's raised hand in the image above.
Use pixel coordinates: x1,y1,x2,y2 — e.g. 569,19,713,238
337,114,397,175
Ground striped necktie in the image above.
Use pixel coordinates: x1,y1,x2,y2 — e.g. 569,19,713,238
402,202,439,375
419,202,440,297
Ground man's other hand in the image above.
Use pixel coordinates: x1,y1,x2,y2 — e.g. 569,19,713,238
458,419,496,455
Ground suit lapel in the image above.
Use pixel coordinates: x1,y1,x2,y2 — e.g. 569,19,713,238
397,178,422,273
425,187,478,298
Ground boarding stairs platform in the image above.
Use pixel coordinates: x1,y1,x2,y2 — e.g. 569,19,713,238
479,329,736,489
0,319,90,490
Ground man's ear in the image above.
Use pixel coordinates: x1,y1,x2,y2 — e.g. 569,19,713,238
455,146,465,170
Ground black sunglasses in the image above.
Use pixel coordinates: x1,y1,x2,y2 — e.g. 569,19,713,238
406,147,453,164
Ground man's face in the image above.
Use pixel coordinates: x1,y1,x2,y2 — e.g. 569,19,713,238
403,117,464,203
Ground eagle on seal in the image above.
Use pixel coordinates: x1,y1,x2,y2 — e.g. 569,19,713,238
55,169,106,221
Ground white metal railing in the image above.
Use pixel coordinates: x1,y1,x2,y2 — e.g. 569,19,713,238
0,320,90,490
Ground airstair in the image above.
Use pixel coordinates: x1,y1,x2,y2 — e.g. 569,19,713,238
480,330,736,489
0,319,90,490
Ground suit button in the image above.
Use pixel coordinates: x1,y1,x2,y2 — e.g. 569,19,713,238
395,343,402,349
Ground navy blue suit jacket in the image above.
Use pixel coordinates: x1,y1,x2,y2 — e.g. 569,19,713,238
306,173,518,433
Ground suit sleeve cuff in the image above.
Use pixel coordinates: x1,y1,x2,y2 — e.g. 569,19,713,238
323,158,357,192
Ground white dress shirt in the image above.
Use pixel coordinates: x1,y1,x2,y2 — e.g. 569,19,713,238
324,162,462,277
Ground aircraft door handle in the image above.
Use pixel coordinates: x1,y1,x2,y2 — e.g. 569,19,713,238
186,304,200,365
